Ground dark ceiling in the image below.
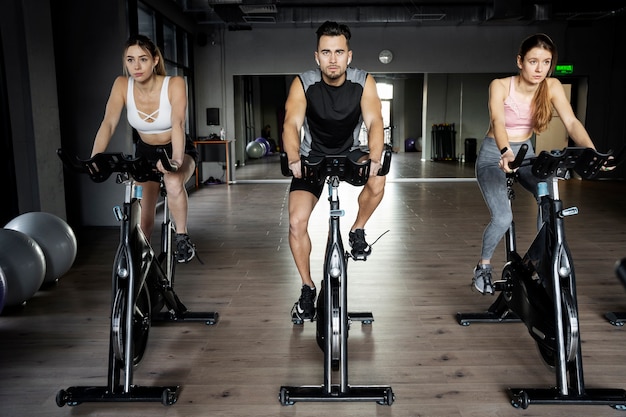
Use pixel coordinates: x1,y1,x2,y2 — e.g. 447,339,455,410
182,0,625,29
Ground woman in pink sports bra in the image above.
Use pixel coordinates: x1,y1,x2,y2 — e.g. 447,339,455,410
90,34,198,263
472,33,608,295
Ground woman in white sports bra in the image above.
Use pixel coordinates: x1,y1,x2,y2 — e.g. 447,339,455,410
91,34,198,263
472,33,610,294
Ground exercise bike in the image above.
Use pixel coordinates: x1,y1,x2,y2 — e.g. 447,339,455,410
278,150,395,406
55,149,219,407
456,145,626,409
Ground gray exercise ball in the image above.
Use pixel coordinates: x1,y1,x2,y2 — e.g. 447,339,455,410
5,212,77,284
0,267,6,314
0,229,46,307
246,140,265,159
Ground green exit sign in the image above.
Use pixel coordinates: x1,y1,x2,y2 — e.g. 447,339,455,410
554,63,574,75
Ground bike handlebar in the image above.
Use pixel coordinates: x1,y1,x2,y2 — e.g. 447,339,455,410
508,144,528,170
508,145,622,180
57,148,176,183
280,149,392,186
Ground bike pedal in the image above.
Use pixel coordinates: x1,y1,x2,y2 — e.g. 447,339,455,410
350,252,370,261
493,280,508,291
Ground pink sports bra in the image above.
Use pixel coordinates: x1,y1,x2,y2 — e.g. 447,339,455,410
503,76,533,137
126,76,172,135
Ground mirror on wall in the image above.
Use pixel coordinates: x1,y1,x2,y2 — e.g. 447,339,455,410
231,73,587,180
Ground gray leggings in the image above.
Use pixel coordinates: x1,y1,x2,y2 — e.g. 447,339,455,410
475,137,539,260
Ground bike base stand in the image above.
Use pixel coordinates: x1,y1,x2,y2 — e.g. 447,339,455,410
279,384,394,405
456,291,521,325
508,387,626,410
152,310,219,325
456,310,521,325
56,384,179,407
349,312,374,324
605,311,626,326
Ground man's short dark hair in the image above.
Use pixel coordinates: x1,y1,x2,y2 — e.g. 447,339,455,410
316,21,351,48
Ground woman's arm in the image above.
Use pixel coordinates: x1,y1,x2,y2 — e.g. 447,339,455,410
488,77,517,170
168,76,188,167
488,78,510,152
91,76,126,156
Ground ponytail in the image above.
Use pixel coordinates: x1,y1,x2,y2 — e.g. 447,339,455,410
533,79,552,133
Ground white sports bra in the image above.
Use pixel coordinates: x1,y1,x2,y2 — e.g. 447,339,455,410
126,76,172,135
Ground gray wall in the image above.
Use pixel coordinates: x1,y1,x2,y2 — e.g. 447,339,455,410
1,0,66,219
52,0,132,227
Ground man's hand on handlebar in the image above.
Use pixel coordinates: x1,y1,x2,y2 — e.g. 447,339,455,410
369,160,382,177
289,160,302,179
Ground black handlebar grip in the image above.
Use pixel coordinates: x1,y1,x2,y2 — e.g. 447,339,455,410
57,148,88,174
377,149,392,176
279,152,292,177
605,145,626,169
509,144,528,169
156,148,177,172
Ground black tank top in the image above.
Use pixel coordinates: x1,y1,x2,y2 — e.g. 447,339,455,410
299,67,367,156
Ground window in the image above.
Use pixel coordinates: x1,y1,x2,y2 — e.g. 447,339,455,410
137,5,156,41
359,82,393,146
134,1,196,138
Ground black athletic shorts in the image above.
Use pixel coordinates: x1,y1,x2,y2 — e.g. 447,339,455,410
289,148,368,199
135,136,199,182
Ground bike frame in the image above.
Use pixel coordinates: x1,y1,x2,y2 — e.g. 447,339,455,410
279,152,394,405
55,150,218,407
457,146,626,409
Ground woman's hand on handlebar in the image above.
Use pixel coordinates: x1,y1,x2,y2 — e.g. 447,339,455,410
601,155,617,172
155,148,178,174
501,143,529,173
498,149,516,174
156,158,179,174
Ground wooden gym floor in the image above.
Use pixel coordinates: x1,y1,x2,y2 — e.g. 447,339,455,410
2,151,626,417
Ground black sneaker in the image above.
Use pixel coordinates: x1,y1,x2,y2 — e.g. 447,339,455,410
472,264,494,295
291,285,316,323
175,233,196,263
349,229,371,258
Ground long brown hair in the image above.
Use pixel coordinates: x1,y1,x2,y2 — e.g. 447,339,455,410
122,34,166,76
518,33,557,133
